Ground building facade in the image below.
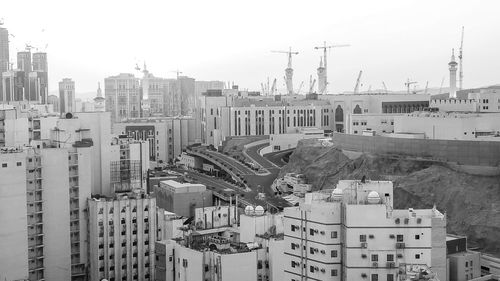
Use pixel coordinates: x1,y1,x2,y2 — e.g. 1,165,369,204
283,180,447,281
105,73,142,122
0,25,9,101
59,78,76,114
88,193,157,281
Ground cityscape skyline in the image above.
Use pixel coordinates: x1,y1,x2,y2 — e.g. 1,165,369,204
2,0,500,97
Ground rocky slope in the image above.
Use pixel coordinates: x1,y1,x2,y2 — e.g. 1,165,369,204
280,139,500,255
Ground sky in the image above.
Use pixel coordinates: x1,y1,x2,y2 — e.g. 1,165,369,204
2,0,500,100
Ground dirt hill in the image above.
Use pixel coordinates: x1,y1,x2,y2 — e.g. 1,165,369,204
280,139,500,255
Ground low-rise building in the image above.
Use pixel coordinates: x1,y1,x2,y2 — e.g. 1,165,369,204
154,180,213,217
283,180,447,281
269,127,324,152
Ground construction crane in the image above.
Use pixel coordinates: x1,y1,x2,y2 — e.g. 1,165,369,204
424,81,429,94
405,79,417,94
353,71,363,94
272,47,299,95
270,78,277,95
438,77,445,95
296,81,304,95
382,81,388,93
458,26,464,90
314,42,350,93
170,70,183,79
309,75,316,94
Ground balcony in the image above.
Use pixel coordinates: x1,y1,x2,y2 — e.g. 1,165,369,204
70,225,80,233
27,214,43,226
71,263,86,276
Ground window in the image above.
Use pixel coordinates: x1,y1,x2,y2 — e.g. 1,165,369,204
387,274,394,281
1,163,7,168
291,225,296,232
360,234,367,242
331,269,338,276
310,266,314,273
371,274,378,281
415,234,420,240
387,254,394,262
396,235,404,242
331,250,337,258
291,261,296,268
331,231,338,239
310,247,315,255
470,260,473,267
466,261,469,267
182,259,188,268
310,229,315,236
16,162,22,166
371,254,378,262
415,254,421,259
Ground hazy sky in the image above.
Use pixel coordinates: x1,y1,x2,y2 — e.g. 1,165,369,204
3,0,500,99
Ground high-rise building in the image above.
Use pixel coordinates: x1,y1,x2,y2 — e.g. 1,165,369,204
1,69,25,102
59,78,76,114
88,193,157,281
0,25,9,101
47,94,59,114
178,76,195,115
105,73,142,122
283,180,447,281
32,52,49,104
0,143,92,281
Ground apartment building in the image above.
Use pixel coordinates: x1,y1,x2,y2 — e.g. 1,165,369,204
88,193,157,281
105,73,142,122
113,116,198,164
0,143,92,281
59,78,76,114
283,180,447,281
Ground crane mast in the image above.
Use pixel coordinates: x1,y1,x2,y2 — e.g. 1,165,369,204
353,71,363,94
314,42,350,94
459,26,464,90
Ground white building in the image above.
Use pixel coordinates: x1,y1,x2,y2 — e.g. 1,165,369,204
113,116,198,164
0,144,92,281
393,111,500,141
269,127,324,152
154,180,213,218
283,180,447,281
88,193,157,281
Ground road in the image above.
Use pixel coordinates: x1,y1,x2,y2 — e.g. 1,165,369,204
263,148,295,168
190,147,256,176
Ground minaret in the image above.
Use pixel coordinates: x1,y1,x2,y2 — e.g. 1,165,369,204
94,82,105,112
317,56,326,94
448,48,458,99
285,50,294,95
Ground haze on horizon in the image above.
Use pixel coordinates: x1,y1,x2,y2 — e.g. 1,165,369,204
3,0,500,100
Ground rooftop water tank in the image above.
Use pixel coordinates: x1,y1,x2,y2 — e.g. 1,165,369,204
254,205,265,216
331,188,343,201
244,205,255,215
367,191,381,204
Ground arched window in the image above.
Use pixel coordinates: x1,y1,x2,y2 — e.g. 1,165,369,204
353,105,362,114
335,105,344,122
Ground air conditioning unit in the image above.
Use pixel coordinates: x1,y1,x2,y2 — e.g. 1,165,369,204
395,218,400,224
314,229,318,233
397,254,404,258
320,268,325,273
396,242,406,249
314,248,318,252
361,242,368,248
361,273,367,278
404,218,409,224
372,262,378,268
320,231,325,235
369,234,375,239
387,262,396,268
389,234,395,239
361,254,367,259
417,218,422,224
320,250,326,254
314,266,319,271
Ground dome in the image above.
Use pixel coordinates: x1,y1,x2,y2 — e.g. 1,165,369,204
331,188,343,201
367,191,381,204
244,205,255,215
254,205,265,216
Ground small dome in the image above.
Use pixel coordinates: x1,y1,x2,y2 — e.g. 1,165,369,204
244,206,255,215
331,188,343,201
254,205,265,216
367,191,381,204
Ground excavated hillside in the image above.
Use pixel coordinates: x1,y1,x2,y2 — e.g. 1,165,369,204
280,139,500,255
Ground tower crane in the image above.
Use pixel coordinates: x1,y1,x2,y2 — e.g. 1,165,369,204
309,76,316,94
353,71,363,94
270,78,277,95
424,81,429,94
314,42,350,93
296,81,304,95
382,81,388,93
405,79,417,94
458,26,464,90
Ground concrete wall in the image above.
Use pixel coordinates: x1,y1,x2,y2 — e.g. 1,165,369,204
332,133,500,167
